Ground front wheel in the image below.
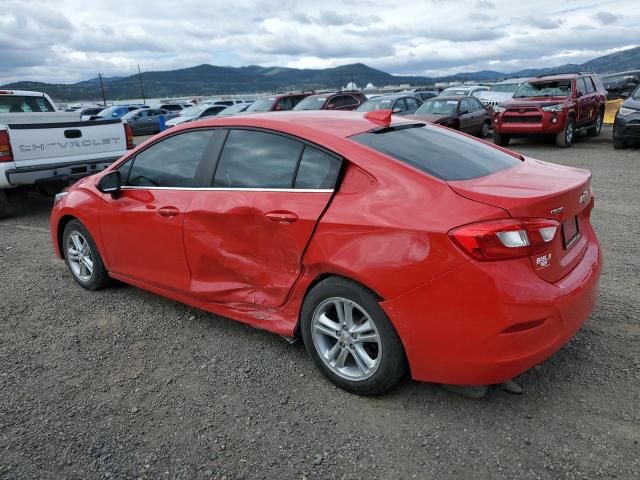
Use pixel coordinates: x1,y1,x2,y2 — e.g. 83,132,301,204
63,219,111,290
493,131,510,146
556,117,575,148
301,277,407,395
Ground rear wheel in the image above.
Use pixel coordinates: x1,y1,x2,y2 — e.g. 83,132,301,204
493,131,510,146
587,111,603,137
479,121,490,138
0,190,8,219
62,219,111,290
301,277,407,395
556,117,575,148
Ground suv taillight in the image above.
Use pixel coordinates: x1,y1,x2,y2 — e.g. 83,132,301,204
124,123,134,150
449,218,559,261
0,131,13,162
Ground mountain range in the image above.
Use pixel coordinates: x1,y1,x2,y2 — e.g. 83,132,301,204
2,46,638,102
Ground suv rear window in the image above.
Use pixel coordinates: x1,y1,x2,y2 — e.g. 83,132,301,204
351,124,521,181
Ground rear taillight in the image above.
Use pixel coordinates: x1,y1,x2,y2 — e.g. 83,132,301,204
0,131,13,163
449,218,559,261
124,123,134,150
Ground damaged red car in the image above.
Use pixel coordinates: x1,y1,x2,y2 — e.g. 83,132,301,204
50,110,602,395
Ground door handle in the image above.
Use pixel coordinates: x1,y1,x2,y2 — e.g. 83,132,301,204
265,210,298,224
157,206,179,218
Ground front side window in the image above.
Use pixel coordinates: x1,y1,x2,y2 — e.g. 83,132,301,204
125,130,213,187
331,95,358,108
405,97,420,110
213,130,303,188
393,99,408,113
351,124,521,181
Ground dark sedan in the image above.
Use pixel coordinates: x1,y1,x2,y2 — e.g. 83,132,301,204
122,108,177,135
613,86,640,149
293,92,368,111
356,94,422,116
408,96,490,137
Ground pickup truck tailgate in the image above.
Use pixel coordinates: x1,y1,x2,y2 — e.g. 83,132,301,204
7,119,127,167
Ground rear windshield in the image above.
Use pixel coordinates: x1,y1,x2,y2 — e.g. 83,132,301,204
351,124,521,181
0,95,55,113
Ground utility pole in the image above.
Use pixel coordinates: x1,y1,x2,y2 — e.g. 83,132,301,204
98,73,107,106
339,71,342,91
138,64,146,104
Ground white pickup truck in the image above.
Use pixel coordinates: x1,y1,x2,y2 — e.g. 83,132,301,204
0,90,133,218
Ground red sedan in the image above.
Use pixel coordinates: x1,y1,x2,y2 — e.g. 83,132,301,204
50,110,602,395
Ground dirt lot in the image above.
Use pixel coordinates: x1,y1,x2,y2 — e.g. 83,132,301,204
1,129,639,480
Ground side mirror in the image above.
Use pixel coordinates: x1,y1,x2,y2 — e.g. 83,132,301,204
97,170,122,197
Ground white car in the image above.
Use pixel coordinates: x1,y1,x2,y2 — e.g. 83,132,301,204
165,104,227,127
438,85,490,97
475,78,531,108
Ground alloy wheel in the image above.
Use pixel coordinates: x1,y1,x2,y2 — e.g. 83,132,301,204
66,231,94,282
311,297,382,381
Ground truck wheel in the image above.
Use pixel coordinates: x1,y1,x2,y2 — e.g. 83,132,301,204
587,111,603,137
556,117,575,148
0,190,9,219
493,131,510,146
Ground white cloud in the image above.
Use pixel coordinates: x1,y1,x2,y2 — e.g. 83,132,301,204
0,0,637,83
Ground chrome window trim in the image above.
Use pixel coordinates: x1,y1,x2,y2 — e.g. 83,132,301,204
120,186,333,193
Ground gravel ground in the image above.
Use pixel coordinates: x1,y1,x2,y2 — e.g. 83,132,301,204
1,128,639,480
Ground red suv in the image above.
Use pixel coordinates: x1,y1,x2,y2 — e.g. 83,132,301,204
244,93,311,113
293,92,368,111
492,74,606,148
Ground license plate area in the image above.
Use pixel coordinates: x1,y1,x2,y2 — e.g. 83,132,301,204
562,216,580,249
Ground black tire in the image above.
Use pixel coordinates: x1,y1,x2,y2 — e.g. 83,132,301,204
587,111,603,137
300,276,407,395
613,139,627,149
62,219,111,290
478,121,491,138
493,131,510,146
0,190,8,219
556,117,575,148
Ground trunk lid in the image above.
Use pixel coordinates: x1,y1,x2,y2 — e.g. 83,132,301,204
449,158,592,283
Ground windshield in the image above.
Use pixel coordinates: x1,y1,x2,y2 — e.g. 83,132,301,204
441,88,470,96
180,105,207,118
220,104,247,114
514,80,572,98
415,99,458,115
357,98,395,112
246,98,276,112
97,107,126,117
490,83,521,93
293,96,328,110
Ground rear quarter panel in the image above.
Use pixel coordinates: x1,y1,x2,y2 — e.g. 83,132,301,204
302,142,510,301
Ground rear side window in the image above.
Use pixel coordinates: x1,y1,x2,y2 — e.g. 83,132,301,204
0,95,55,113
213,130,303,188
126,130,213,187
584,77,596,93
294,147,342,189
351,125,521,181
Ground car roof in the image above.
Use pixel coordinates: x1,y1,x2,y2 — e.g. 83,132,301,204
172,110,416,139
428,96,462,102
370,94,417,100
532,74,583,81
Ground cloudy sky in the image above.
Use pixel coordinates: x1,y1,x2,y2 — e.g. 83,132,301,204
1,0,638,83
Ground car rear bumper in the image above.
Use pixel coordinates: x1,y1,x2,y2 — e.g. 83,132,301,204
381,225,602,385
1,157,120,188
613,113,640,142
